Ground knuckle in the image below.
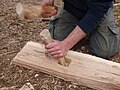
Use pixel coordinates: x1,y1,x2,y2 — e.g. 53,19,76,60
57,46,61,49
58,50,61,53
60,53,63,57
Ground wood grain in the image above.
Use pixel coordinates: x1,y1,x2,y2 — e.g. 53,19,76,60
12,41,120,90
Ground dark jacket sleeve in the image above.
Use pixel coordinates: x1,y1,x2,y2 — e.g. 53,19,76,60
78,0,113,34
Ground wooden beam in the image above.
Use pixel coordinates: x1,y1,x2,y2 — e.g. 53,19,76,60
12,41,120,90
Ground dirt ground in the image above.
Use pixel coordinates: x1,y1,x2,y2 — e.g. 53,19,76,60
0,0,120,90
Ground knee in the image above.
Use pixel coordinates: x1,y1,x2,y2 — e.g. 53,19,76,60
89,40,119,59
90,47,110,59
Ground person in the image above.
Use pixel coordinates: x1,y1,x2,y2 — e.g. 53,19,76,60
41,0,120,59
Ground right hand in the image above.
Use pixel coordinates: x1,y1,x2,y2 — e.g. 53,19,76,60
45,40,69,58
41,0,54,6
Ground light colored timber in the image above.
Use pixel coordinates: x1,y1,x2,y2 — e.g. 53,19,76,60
12,41,120,90
39,29,71,67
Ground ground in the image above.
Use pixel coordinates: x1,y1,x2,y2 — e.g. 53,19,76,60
0,0,120,90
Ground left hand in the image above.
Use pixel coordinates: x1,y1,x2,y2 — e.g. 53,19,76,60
41,7,58,18
45,40,69,58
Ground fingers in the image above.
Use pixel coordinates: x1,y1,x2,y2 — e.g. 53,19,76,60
49,51,63,58
42,13,53,18
48,49,63,58
41,0,54,7
41,8,57,18
47,46,61,53
51,9,58,15
45,43,61,53
49,50,61,55
41,0,48,6
45,41,58,49
45,41,64,58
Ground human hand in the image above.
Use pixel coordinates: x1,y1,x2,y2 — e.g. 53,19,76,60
41,5,58,18
41,0,57,18
45,40,69,58
41,0,54,7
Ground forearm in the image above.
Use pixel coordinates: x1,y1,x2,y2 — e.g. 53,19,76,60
63,25,86,50
45,25,86,58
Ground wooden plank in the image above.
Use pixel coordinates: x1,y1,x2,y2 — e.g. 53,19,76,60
12,41,120,90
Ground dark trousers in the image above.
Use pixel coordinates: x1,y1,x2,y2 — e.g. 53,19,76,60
48,7,120,59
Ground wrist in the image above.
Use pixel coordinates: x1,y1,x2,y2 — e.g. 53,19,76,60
62,40,72,51
62,26,86,50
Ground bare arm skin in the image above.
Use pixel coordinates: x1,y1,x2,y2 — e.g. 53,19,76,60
63,26,86,51
41,0,86,58
45,25,86,58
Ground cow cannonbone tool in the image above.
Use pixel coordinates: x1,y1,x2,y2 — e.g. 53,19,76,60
39,29,71,67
